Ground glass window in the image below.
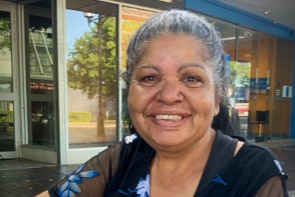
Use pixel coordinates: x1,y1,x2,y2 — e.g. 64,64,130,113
0,11,13,93
264,36,294,139
66,1,118,148
30,101,54,145
25,1,56,147
0,101,15,151
0,12,14,151
212,19,254,138
208,16,294,142
109,0,182,10
0,8,16,158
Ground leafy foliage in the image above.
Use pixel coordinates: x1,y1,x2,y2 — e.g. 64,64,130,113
67,17,116,100
229,61,250,87
0,20,11,50
68,111,91,123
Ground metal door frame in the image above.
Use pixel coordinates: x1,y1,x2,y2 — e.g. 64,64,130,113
0,1,22,159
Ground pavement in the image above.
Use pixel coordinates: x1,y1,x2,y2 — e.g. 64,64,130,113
0,160,79,197
270,145,295,196
0,141,294,197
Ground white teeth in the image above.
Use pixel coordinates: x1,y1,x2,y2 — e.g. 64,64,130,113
154,114,182,121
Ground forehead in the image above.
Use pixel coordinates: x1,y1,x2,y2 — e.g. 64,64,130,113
131,36,217,80
148,33,202,47
141,34,207,58
137,34,208,64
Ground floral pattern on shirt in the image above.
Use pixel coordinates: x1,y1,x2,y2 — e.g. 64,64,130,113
124,133,138,144
58,163,99,197
118,174,150,197
135,174,150,197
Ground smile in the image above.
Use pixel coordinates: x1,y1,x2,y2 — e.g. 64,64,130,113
154,114,183,121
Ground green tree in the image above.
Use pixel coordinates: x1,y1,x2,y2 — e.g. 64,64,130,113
230,61,250,88
67,16,116,137
67,16,116,100
0,20,11,50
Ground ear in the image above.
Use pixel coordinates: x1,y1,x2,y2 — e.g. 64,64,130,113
214,103,220,116
214,95,221,116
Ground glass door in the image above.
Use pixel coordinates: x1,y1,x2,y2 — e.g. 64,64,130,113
0,3,18,159
24,1,56,148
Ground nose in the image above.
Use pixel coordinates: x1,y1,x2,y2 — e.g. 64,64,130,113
155,81,184,105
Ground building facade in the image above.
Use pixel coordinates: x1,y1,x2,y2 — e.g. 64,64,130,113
0,0,294,164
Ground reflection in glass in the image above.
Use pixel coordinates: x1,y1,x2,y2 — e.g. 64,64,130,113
206,15,294,141
0,11,13,93
26,9,56,147
209,18,256,139
28,16,54,94
66,6,117,148
0,101,15,151
30,101,54,145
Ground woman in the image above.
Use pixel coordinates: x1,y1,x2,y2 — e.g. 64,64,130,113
37,9,288,197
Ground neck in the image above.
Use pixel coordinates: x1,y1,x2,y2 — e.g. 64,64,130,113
150,130,216,197
151,129,216,174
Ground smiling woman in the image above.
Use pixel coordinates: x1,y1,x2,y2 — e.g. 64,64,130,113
127,35,218,152
37,9,288,197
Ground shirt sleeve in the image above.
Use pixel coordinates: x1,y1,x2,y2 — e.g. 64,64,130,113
48,142,123,197
255,176,287,197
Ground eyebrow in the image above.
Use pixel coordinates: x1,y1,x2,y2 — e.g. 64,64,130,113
177,64,206,72
136,64,161,72
136,63,205,73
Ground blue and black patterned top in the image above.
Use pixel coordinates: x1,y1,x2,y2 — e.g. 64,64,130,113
49,132,288,197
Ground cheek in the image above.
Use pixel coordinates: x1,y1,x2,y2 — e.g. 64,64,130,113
127,90,136,113
190,89,218,116
127,84,147,114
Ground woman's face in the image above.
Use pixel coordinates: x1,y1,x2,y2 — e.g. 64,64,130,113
128,34,219,151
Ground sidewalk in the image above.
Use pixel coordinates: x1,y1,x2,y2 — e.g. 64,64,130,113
270,145,295,196
0,142,294,196
261,139,295,195
0,160,79,197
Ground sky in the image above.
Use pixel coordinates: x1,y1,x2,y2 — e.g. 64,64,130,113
66,10,92,53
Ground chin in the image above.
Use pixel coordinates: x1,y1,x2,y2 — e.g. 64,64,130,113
148,136,188,149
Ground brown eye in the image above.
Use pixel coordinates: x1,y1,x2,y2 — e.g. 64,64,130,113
140,76,156,81
184,76,200,82
138,75,158,86
182,75,203,88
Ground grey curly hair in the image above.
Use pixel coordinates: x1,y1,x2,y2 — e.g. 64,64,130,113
123,9,228,104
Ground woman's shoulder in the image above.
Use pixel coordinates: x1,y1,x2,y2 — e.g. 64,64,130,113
228,140,287,186
217,133,287,184
237,141,285,169
229,134,282,166
198,135,287,197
